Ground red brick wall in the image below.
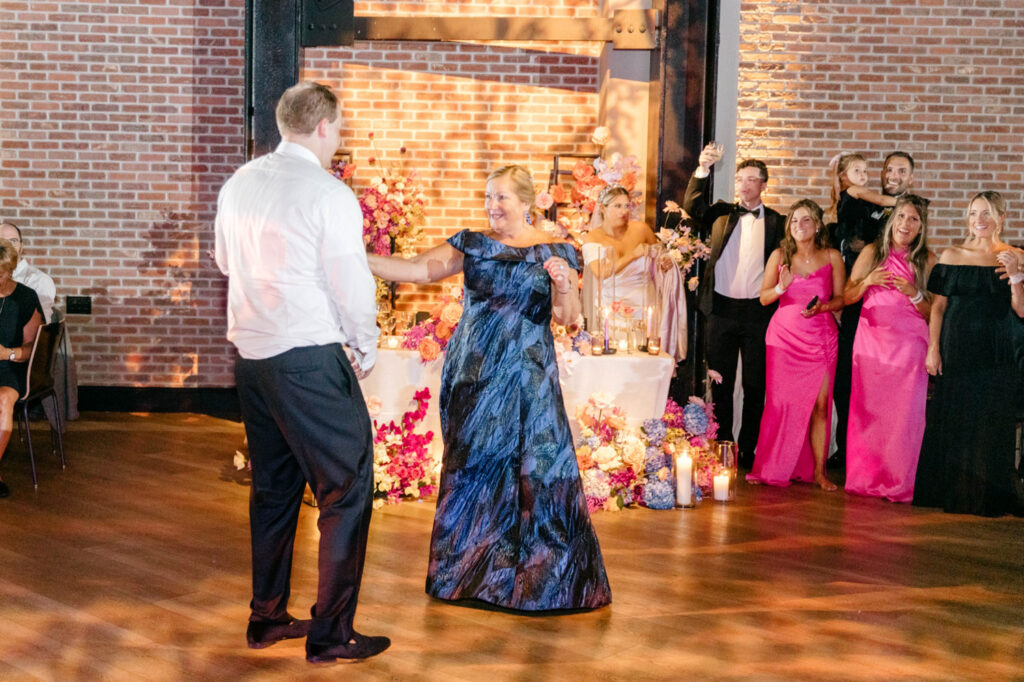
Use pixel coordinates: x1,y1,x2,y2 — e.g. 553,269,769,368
303,39,603,311
1,1,1019,390
734,0,1023,250
0,0,245,387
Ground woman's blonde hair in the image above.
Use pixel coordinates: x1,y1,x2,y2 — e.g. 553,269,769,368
871,194,931,296
965,190,1006,238
486,165,539,222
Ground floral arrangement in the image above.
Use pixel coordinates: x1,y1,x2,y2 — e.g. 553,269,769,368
574,393,646,512
551,319,591,379
331,135,428,330
369,388,439,507
536,127,644,244
401,292,464,363
656,200,711,277
345,135,427,258
653,396,722,492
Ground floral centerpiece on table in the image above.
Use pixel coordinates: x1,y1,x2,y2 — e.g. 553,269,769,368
401,292,464,363
574,393,646,512
369,388,439,507
656,200,711,291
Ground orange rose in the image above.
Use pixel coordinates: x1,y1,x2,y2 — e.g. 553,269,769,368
550,184,568,203
418,337,441,362
435,322,452,339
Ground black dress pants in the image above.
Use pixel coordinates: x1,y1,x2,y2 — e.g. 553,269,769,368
706,294,774,459
235,343,374,650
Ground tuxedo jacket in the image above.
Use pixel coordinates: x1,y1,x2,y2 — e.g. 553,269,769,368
683,172,785,317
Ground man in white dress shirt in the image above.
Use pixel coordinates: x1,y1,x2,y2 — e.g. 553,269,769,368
1,222,56,323
683,146,785,468
215,81,388,663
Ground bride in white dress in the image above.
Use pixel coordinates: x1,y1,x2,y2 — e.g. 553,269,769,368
581,186,688,361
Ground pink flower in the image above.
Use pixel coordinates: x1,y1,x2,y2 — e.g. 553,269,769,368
535,191,554,211
707,369,723,384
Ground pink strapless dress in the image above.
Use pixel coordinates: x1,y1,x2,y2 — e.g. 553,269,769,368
844,250,928,502
748,263,838,486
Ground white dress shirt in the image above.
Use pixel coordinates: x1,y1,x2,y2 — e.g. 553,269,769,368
13,258,56,322
714,205,765,300
215,141,378,370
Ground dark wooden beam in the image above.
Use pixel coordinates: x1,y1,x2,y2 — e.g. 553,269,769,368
658,0,715,399
246,0,300,159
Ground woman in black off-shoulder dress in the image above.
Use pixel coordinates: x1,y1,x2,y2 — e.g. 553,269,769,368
913,192,1024,517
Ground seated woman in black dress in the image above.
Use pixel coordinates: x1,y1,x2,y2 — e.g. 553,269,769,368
0,240,45,498
367,165,611,611
913,191,1024,517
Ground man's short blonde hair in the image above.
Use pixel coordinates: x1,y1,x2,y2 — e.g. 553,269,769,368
275,81,338,136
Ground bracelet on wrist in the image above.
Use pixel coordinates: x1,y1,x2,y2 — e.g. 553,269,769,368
909,290,924,304
774,282,786,296
1009,272,1024,285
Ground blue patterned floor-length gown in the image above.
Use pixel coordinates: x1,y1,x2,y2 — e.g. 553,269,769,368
426,229,612,611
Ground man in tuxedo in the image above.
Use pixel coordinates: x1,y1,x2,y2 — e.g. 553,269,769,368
215,81,389,662
684,144,785,468
833,151,916,462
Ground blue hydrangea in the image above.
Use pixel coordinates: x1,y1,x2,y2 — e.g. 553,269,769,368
644,448,669,474
642,418,666,446
683,402,709,435
643,478,675,509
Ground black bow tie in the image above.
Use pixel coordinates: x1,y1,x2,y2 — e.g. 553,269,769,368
735,205,760,217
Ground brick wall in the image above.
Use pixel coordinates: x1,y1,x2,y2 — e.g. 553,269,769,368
303,38,603,311
1,0,1019,391
0,0,245,387
734,0,1023,249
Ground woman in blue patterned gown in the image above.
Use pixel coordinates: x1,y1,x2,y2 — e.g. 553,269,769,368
368,165,611,611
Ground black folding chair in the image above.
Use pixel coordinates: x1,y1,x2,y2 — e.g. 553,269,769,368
15,320,67,488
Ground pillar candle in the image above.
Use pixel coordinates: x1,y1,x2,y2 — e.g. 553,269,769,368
675,453,692,506
713,472,730,501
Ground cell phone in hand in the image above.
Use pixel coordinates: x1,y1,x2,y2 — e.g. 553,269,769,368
805,295,819,311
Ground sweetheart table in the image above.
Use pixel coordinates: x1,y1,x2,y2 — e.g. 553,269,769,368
359,349,675,452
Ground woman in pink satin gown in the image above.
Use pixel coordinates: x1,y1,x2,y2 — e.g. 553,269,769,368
843,195,936,502
748,200,846,491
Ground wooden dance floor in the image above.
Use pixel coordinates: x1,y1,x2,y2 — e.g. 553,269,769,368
0,413,1021,680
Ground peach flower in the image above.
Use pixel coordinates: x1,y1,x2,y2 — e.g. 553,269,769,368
439,302,463,325
418,337,441,362
435,322,452,340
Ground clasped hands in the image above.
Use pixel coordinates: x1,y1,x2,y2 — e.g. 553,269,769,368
995,250,1023,280
862,268,915,297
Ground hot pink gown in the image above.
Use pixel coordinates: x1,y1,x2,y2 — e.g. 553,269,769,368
748,263,838,486
844,250,928,502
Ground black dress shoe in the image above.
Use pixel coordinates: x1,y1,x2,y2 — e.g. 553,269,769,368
0,480,9,498
246,616,312,649
307,632,391,662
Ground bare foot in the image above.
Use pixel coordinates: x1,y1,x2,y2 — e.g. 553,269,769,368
815,474,838,492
